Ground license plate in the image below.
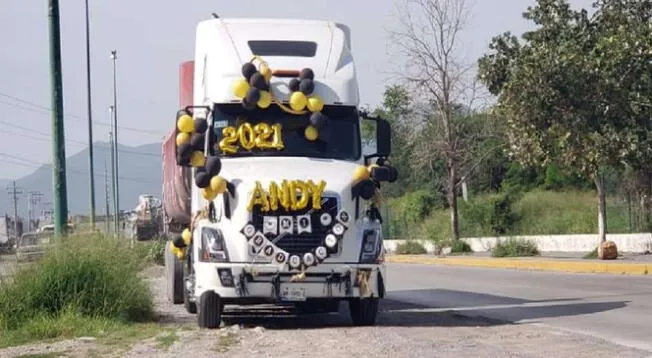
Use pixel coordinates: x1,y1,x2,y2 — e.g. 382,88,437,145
280,286,306,302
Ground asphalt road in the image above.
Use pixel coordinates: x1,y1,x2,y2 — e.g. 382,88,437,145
386,263,652,352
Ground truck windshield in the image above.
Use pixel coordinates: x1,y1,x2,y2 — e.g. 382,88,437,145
210,104,361,160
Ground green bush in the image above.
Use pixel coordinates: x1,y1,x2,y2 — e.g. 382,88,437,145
449,240,473,254
146,238,167,266
0,233,154,332
491,238,540,257
395,241,427,255
489,190,521,235
388,190,438,239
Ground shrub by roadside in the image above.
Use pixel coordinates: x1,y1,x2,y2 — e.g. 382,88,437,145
395,241,427,255
0,233,155,347
491,238,540,257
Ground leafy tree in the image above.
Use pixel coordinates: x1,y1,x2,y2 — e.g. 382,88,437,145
478,0,651,243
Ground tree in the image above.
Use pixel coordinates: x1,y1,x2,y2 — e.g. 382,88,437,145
388,0,494,241
478,0,652,243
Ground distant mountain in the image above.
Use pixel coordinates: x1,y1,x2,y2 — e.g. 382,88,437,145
0,141,163,217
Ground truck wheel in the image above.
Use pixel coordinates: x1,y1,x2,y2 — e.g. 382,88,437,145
197,291,222,329
164,242,184,304
348,298,379,326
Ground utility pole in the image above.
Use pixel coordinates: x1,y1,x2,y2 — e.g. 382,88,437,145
104,161,111,234
84,0,96,231
108,109,117,236
27,191,43,232
110,50,121,238
6,182,22,237
48,0,69,237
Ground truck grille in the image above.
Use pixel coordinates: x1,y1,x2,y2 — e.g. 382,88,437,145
250,196,339,256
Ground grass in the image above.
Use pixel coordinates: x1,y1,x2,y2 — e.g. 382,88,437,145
214,332,239,353
0,233,159,348
491,238,540,257
393,190,632,242
155,330,179,350
583,247,599,259
395,241,427,255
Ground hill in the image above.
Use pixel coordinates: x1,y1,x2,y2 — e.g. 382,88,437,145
0,142,162,217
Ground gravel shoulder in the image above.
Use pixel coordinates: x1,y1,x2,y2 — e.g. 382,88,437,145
1,264,650,358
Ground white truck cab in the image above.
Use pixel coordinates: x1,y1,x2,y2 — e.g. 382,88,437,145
166,17,397,329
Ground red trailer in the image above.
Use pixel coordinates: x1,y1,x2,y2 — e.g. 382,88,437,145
161,61,194,234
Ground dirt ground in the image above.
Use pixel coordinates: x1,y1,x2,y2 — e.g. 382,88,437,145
1,264,650,358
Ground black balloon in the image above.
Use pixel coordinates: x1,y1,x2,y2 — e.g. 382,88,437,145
241,62,257,80
249,72,268,91
195,169,210,188
388,165,399,183
289,78,300,92
205,155,222,176
176,152,190,166
299,78,315,95
177,142,192,157
194,118,208,133
309,112,326,128
245,87,261,104
172,234,187,249
359,179,376,200
300,68,314,81
242,98,256,111
190,132,205,151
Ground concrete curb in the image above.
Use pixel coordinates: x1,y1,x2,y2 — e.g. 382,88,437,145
386,255,650,275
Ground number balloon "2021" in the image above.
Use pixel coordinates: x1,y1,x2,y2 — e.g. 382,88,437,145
218,122,284,154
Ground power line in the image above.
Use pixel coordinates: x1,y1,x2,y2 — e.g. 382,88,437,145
6,181,22,236
0,92,165,136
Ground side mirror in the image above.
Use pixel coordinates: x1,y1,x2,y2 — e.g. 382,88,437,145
376,119,391,157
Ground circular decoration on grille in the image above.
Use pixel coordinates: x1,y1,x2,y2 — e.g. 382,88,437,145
320,212,332,226
252,234,265,248
303,252,315,266
243,224,256,238
338,210,350,225
332,223,345,236
315,246,328,260
289,255,301,269
263,244,274,257
274,252,287,264
325,234,338,249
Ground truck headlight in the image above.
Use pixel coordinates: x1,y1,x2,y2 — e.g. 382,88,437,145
359,229,382,263
200,227,229,262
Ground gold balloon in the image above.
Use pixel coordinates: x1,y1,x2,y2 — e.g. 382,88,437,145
176,132,190,146
233,79,250,99
202,187,217,201
254,123,273,149
238,122,256,151
190,151,205,167
260,63,272,82
182,228,192,246
304,125,318,141
177,114,194,133
271,123,285,150
218,126,238,154
210,175,227,194
289,91,308,111
353,165,371,182
257,90,272,109
307,95,324,112
174,247,185,261
290,180,310,211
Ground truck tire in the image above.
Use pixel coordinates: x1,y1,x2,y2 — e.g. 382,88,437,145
164,241,184,304
197,291,222,329
348,298,379,326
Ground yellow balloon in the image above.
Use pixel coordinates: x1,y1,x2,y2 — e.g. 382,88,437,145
210,175,227,194
260,63,272,82
367,164,379,174
174,248,185,261
202,187,217,201
182,228,192,246
176,132,190,146
307,95,324,112
353,165,370,182
233,78,250,99
305,125,318,141
257,90,272,109
177,114,194,133
290,91,307,111
190,151,205,167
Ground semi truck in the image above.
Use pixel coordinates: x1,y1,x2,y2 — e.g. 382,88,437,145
164,17,397,329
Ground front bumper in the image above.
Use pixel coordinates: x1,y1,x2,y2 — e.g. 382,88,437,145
194,262,386,302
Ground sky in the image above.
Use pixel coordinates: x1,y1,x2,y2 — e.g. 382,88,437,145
0,0,595,181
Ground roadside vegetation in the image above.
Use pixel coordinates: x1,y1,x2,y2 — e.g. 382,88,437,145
491,239,540,258
0,233,161,348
